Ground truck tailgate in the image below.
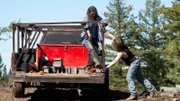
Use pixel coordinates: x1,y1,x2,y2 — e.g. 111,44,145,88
10,72,105,84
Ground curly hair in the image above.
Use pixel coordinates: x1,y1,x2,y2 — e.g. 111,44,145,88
86,6,101,21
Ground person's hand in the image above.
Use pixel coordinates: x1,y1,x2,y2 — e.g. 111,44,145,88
100,20,108,27
100,22,107,33
102,66,108,72
101,27,106,33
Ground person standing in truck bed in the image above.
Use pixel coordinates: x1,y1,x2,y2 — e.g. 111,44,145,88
81,5,103,72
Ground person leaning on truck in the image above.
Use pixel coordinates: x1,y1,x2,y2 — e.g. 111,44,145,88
81,5,103,72
104,32,156,100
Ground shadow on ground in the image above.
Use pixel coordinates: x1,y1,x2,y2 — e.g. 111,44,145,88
23,88,130,101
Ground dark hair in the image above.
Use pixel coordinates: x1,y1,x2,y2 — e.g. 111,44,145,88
114,37,126,52
86,6,101,21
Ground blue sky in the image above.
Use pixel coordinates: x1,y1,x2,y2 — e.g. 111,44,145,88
0,0,172,72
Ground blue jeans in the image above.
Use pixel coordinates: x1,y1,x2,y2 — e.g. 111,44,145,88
83,39,94,66
82,39,101,67
126,58,156,96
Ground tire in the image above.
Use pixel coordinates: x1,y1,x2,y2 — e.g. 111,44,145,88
13,83,25,97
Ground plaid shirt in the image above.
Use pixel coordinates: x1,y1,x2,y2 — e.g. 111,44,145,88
81,15,103,43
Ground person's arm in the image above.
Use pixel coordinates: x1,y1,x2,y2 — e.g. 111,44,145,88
83,21,91,39
106,52,123,68
105,32,115,41
86,30,91,39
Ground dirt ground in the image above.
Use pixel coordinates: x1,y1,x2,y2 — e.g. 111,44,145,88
0,87,179,101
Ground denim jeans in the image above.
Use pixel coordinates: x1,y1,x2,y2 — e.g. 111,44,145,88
82,39,101,67
83,39,94,66
126,58,156,96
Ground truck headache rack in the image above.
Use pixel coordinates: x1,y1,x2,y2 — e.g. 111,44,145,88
11,22,85,71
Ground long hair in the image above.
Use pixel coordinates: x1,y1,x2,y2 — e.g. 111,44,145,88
114,37,126,52
86,6,101,21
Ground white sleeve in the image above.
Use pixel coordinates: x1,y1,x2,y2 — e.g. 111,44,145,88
83,15,88,22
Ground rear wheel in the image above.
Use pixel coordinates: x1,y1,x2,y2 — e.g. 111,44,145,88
13,83,25,97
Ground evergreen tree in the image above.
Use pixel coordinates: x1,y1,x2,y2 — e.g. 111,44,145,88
160,1,180,84
0,54,8,85
135,0,173,88
3,65,8,77
0,21,16,84
0,22,13,41
104,0,174,89
104,0,136,87
0,54,3,76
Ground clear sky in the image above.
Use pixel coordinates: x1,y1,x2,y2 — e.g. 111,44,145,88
0,0,172,72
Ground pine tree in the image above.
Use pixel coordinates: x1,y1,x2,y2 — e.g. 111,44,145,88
160,1,180,84
0,23,13,41
104,0,136,87
0,20,19,41
0,54,3,76
135,0,173,88
0,54,8,85
0,21,15,84
104,0,174,89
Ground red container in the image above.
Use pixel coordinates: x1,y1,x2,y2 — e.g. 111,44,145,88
36,44,88,68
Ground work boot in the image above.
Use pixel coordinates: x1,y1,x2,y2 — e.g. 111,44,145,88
147,90,156,98
92,53,102,68
150,92,155,97
87,41,102,69
93,57,102,69
126,94,138,100
139,90,149,97
95,63,102,69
